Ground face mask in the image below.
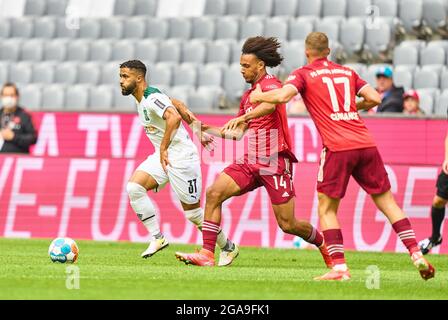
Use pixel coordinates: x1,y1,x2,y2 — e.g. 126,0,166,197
1,96,17,109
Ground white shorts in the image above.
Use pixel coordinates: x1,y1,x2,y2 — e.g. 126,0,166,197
136,152,202,205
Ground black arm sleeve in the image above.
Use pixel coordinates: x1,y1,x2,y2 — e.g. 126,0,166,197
11,113,38,149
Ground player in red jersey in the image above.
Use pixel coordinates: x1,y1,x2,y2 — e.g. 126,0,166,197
250,32,435,281
174,36,332,267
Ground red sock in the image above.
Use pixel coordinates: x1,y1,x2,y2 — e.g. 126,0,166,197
392,218,419,254
202,220,220,253
305,227,324,247
323,229,345,265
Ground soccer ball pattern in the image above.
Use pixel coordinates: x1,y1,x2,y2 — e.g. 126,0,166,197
48,238,79,263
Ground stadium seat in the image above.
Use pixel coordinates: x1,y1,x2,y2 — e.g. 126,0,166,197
101,18,124,39
114,0,136,16
169,18,192,40
123,17,146,39
223,63,247,102
215,17,240,40
20,39,43,61
111,40,135,61
173,63,198,87
298,0,322,17
263,17,288,41
440,67,448,90
198,64,223,88
182,40,207,64
11,18,34,38
148,63,173,86
420,45,445,66
20,84,42,110
422,0,447,33
347,0,371,17
65,85,89,110
364,17,391,59
66,40,90,62
157,40,182,63
273,0,298,17
24,0,46,16
398,39,426,50
89,85,114,110
0,62,8,84
206,40,235,64
134,0,158,16
44,40,67,61
78,62,101,85
188,87,224,111
46,0,68,16
399,0,423,34
340,18,365,57
0,19,10,38
227,0,250,16
414,67,439,89
344,63,367,77
249,0,274,16
31,62,55,84
55,17,78,39
113,87,136,110
230,39,245,64
288,18,314,40
0,39,21,61
54,62,78,84
393,65,414,90
134,39,158,63
146,17,169,40
427,40,448,52
168,86,194,105
283,41,306,73
240,16,264,40
100,62,121,85
79,19,101,39
9,62,32,85
34,17,56,39
322,0,347,17
204,0,226,15
393,45,419,66
42,84,65,110
416,88,438,114
372,0,397,17
315,18,340,42
435,89,448,115
90,40,112,62
191,17,216,40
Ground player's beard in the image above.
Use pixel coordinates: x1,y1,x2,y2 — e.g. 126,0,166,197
121,81,136,96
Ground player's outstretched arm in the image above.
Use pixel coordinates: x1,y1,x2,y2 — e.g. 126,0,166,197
356,85,381,111
223,102,275,131
170,98,198,125
160,107,182,172
250,84,297,105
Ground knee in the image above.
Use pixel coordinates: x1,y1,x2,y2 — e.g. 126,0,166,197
126,182,146,200
206,186,223,205
278,218,294,234
433,196,447,208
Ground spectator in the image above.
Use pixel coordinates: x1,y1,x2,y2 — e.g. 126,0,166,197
374,66,404,113
286,93,307,115
402,89,424,116
0,83,38,154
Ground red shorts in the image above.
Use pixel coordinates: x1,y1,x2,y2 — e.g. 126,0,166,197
317,147,391,199
223,153,296,205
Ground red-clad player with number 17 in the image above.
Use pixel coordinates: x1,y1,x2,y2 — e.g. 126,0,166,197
250,32,435,281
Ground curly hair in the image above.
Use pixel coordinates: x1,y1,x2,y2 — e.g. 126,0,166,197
242,36,284,67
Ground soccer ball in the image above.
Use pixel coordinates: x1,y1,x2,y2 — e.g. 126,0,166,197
48,237,79,263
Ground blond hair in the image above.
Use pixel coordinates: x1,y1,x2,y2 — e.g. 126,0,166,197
305,32,329,56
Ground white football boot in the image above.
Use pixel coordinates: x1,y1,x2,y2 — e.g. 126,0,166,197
218,243,240,266
141,237,169,258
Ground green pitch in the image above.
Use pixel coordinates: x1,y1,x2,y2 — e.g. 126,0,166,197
0,238,447,300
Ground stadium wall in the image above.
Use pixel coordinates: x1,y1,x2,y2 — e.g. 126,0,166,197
0,112,446,253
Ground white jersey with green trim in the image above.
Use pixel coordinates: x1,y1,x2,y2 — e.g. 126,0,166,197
135,86,198,158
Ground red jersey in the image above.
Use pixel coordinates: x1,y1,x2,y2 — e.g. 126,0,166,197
239,74,297,162
285,58,376,152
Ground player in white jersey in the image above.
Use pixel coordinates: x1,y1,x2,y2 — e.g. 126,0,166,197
119,60,239,265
